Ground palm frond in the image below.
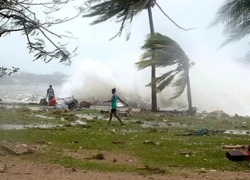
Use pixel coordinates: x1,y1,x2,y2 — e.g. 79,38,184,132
83,0,149,40
142,33,182,50
136,59,158,70
140,50,153,61
210,0,250,47
146,70,175,87
136,59,175,70
170,71,187,100
156,74,176,92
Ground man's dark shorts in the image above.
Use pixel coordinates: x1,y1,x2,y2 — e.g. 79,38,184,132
111,109,117,113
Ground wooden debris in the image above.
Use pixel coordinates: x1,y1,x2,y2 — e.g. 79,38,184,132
223,145,245,149
136,165,166,174
180,151,192,155
35,139,48,144
143,140,163,146
91,153,104,160
1,144,21,155
112,139,125,144
1,143,35,155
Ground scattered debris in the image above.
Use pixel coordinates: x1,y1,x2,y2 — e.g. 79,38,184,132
112,139,125,144
91,153,105,160
176,128,225,136
210,110,229,117
242,122,248,128
110,129,117,134
143,140,163,146
71,168,77,172
226,149,250,161
79,101,91,108
35,115,54,119
134,120,143,124
136,166,166,174
118,112,129,117
55,104,69,111
197,127,209,136
53,109,69,114
180,151,192,156
64,98,78,109
125,108,132,114
0,167,6,173
39,98,48,106
224,130,250,135
139,108,148,112
223,145,245,150
69,120,92,128
100,110,109,114
0,106,6,109
71,120,87,125
1,143,36,155
199,168,207,173
176,132,194,136
35,139,48,144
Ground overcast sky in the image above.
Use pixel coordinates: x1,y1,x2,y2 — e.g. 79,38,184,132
2,0,250,114
1,0,249,75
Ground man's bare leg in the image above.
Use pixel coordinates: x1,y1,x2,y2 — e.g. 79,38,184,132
108,112,113,125
114,112,124,126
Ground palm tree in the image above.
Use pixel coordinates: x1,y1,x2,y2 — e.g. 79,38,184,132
83,0,157,111
210,0,250,48
136,33,194,114
83,0,191,112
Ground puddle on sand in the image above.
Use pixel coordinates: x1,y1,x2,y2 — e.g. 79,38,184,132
0,123,62,130
141,121,188,129
224,130,250,135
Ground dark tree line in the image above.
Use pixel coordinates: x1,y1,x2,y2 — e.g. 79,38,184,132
0,71,68,85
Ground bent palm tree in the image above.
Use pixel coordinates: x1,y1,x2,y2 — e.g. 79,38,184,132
210,0,250,48
83,0,191,112
83,0,158,111
136,33,194,114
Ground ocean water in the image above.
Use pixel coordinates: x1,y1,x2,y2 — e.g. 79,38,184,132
0,85,62,103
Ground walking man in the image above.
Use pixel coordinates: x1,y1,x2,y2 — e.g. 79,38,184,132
103,88,128,126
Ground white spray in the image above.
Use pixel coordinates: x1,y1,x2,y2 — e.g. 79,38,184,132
60,50,250,116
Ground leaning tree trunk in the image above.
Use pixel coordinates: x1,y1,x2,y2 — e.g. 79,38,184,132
186,68,193,115
147,0,157,112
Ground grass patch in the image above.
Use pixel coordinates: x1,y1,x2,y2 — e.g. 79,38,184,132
0,107,250,172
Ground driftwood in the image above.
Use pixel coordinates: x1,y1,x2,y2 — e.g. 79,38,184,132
223,145,246,149
1,144,21,155
1,143,35,155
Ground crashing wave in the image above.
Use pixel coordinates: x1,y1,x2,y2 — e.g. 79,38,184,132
1,93,43,104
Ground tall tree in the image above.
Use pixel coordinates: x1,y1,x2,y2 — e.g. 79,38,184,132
136,33,194,114
210,0,250,48
0,0,84,77
147,0,157,112
83,0,191,112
